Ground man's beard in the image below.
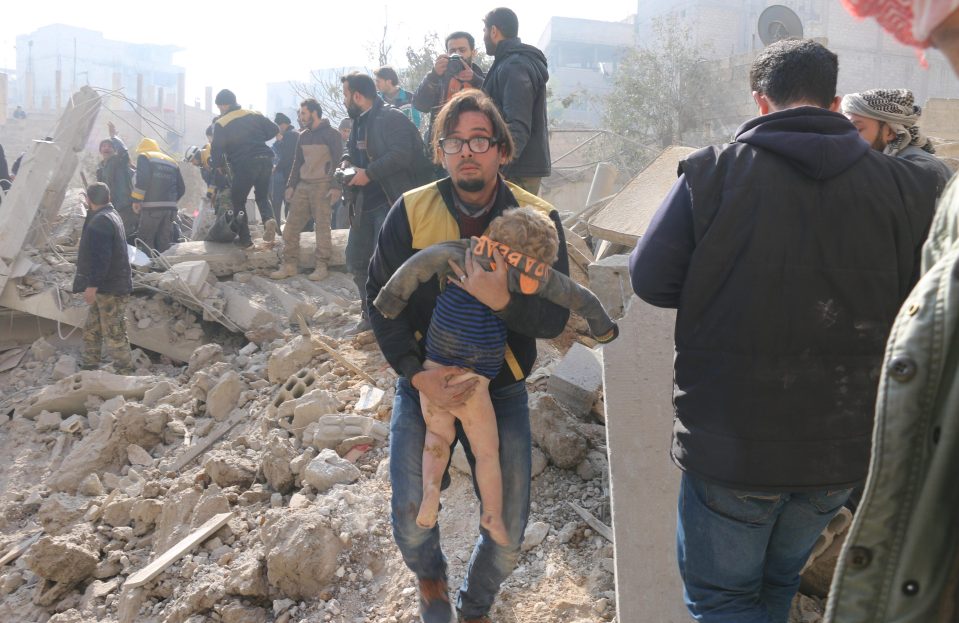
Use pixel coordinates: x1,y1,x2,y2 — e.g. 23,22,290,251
484,34,496,55
346,102,363,119
870,134,889,151
455,177,486,193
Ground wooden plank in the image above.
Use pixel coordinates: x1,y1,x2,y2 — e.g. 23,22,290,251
163,409,246,473
567,501,613,543
123,512,232,588
0,531,41,567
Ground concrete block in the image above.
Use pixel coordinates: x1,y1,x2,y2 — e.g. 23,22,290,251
289,389,340,438
159,260,211,298
52,355,78,380
603,298,687,621
547,342,604,415
35,410,63,432
355,384,385,413
267,336,314,384
206,371,244,422
588,254,634,320
18,371,161,418
303,414,388,451
30,337,57,362
301,449,361,493
221,283,281,332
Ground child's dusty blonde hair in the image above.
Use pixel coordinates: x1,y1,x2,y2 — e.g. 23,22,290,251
487,207,559,264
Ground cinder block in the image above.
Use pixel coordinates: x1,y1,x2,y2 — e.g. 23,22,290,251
547,342,603,415
588,254,633,320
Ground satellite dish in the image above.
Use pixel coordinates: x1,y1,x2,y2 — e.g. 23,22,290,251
758,5,804,45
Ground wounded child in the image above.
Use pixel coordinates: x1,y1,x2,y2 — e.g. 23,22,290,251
374,206,618,545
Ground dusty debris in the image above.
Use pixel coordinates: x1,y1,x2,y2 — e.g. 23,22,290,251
260,508,343,600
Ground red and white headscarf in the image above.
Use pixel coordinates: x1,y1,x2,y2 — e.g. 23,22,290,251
841,0,959,48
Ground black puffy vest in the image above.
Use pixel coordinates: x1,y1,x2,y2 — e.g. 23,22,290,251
671,144,938,490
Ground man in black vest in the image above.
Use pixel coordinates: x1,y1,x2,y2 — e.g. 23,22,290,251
73,182,134,374
628,39,939,622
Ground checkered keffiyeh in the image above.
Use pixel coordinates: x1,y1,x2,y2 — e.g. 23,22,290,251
841,0,959,47
841,88,935,155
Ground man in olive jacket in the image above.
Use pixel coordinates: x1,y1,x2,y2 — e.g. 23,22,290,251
825,3,959,622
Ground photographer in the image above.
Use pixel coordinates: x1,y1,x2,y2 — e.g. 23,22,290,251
340,72,432,335
413,31,486,170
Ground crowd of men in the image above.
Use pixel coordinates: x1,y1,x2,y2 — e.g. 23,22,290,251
5,1,958,622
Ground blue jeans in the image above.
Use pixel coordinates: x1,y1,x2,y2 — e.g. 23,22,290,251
390,376,531,619
677,472,851,623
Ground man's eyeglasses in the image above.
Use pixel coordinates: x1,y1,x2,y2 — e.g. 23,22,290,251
438,136,500,155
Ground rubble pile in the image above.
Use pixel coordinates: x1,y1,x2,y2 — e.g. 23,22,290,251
0,303,625,623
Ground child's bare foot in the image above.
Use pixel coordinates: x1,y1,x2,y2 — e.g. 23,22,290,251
417,485,441,529
482,512,510,546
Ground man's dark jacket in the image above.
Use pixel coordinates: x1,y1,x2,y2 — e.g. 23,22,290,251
629,107,939,491
342,98,433,204
272,125,300,183
211,106,278,167
96,137,133,210
367,177,570,389
72,205,133,295
482,38,551,179
413,61,486,146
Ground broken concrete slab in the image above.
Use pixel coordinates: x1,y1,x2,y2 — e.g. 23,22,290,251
547,342,604,416
18,371,163,418
267,336,315,384
603,297,686,621
160,229,347,277
588,254,634,320
0,285,204,363
588,146,695,247
0,87,101,293
157,260,211,298
301,449,361,493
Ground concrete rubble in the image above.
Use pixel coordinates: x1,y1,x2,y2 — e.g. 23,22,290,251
0,89,839,623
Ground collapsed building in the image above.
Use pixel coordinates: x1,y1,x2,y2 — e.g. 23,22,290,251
0,87,626,623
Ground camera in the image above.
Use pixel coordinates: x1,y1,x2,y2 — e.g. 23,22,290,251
445,54,466,77
333,166,356,186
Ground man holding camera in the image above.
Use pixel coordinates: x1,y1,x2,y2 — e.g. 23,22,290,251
271,98,342,281
414,31,487,159
482,7,550,195
339,72,432,335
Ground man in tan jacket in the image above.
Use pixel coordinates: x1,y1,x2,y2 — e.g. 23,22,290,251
271,98,343,281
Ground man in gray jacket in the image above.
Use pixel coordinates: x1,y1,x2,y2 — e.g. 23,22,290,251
482,7,550,195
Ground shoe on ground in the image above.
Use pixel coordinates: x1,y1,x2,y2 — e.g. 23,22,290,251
307,264,328,281
458,615,492,623
235,238,254,249
263,219,278,242
270,263,298,280
343,317,371,336
418,577,455,623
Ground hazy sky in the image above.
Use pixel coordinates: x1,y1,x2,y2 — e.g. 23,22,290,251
1,0,638,111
